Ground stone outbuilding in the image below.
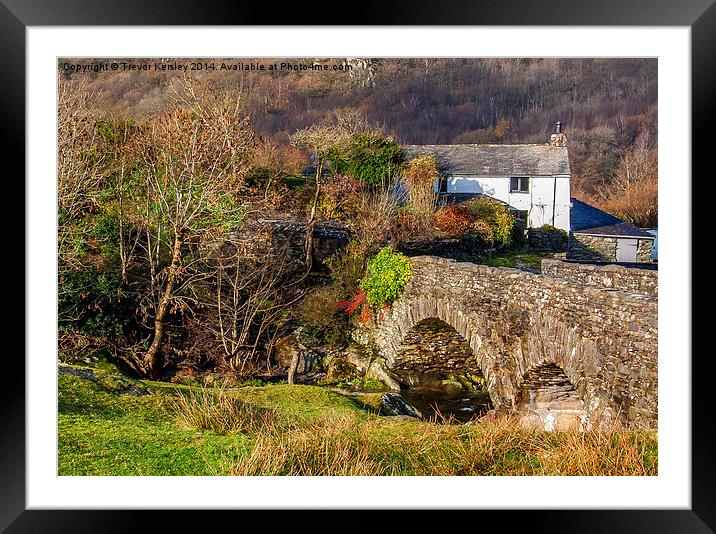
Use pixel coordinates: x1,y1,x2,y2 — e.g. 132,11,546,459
568,198,655,263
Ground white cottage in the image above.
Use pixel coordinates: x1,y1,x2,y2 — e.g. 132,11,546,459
403,123,571,232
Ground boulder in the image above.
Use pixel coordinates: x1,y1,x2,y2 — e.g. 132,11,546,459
439,379,464,397
274,330,322,375
333,343,401,391
379,393,423,419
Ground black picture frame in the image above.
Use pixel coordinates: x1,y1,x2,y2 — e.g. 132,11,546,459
5,0,710,531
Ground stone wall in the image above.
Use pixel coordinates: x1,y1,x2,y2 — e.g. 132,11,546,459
567,233,654,264
527,227,568,252
637,239,654,263
567,234,618,262
541,259,658,297
229,218,350,269
355,256,658,430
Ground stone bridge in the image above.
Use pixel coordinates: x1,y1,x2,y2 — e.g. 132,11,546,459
355,256,657,430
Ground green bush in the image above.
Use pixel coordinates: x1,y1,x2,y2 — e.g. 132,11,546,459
539,224,569,239
58,268,128,338
327,134,405,187
464,197,515,247
91,213,121,263
359,247,412,307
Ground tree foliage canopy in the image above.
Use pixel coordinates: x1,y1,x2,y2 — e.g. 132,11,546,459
327,133,404,186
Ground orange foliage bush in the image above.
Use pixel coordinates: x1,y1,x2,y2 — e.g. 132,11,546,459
335,291,372,324
432,204,474,238
357,305,373,324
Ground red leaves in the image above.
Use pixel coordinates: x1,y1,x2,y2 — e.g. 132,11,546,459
335,290,373,324
335,290,366,315
357,305,373,324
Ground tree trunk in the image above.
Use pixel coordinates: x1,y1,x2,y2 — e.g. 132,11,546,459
287,349,301,385
143,234,182,376
304,161,322,271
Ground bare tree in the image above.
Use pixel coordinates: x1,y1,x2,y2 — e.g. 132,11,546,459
57,78,107,270
290,126,349,270
133,78,256,375
290,109,375,270
199,227,305,374
595,135,658,227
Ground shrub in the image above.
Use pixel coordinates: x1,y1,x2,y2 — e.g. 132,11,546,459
539,224,568,239
464,197,515,247
404,155,440,227
430,198,516,249
317,175,365,222
58,268,128,338
432,204,474,238
325,240,369,297
328,133,405,187
359,247,413,307
296,286,350,345
90,212,121,263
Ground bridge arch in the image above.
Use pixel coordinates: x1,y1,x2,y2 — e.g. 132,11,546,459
514,362,589,430
391,317,487,390
375,293,528,409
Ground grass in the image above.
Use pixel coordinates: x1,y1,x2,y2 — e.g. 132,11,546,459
479,247,554,272
58,363,657,476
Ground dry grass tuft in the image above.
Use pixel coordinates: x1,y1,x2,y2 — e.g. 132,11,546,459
231,412,383,476
171,388,282,435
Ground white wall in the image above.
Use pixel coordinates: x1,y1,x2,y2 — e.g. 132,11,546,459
440,175,571,232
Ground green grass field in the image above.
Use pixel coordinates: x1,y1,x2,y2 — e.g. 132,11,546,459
58,364,657,476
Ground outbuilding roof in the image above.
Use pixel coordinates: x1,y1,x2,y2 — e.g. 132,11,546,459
570,198,654,238
403,144,571,176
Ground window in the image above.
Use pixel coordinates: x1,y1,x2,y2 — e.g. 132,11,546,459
510,176,529,193
515,210,528,223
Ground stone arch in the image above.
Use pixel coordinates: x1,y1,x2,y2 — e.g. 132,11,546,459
393,318,479,385
372,293,613,417
380,294,515,409
514,361,588,431
516,362,583,409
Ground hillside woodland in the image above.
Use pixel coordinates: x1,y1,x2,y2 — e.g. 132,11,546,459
57,58,658,381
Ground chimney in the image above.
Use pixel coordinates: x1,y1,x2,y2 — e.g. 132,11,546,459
549,121,567,147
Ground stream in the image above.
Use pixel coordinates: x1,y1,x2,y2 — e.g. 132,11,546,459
401,387,493,423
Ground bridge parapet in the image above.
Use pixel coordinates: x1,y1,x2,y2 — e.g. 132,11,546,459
541,259,658,297
355,256,657,430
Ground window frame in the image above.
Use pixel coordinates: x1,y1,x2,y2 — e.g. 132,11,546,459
514,209,529,223
510,176,530,193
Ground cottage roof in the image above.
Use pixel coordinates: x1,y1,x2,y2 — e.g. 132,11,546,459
403,144,571,176
570,198,654,238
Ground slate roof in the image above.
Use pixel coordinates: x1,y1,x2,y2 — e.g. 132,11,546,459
570,198,654,238
403,144,571,176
